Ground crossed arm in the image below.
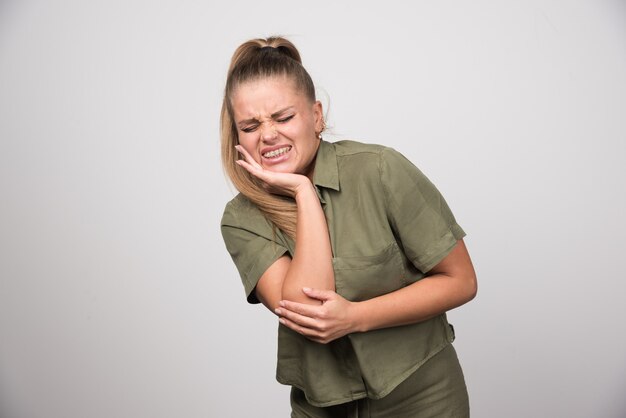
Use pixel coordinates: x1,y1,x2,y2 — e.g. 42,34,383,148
236,145,477,344
270,239,476,344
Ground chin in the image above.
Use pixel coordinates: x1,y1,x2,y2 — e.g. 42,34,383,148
264,163,296,174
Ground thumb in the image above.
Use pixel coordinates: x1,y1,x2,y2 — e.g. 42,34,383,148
302,287,335,301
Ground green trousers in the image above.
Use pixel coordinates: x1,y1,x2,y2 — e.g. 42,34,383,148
290,344,469,418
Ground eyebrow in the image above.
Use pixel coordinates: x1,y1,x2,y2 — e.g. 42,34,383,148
237,107,295,126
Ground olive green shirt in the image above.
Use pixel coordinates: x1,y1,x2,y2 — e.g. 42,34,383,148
221,139,466,407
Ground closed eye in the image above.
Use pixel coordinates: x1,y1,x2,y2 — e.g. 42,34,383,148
241,124,259,133
276,114,294,123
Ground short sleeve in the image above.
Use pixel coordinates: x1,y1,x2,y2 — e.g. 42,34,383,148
380,147,466,273
221,202,289,304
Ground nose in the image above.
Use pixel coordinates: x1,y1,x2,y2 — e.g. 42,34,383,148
260,121,278,142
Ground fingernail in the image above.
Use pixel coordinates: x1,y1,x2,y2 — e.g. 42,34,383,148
274,308,281,315
279,301,285,307
278,318,286,325
303,287,311,292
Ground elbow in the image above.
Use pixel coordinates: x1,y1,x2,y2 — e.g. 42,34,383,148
281,268,335,305
451,270,477,306
465,272,478,302
281,285,323,306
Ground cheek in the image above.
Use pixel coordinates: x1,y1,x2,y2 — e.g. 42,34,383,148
237,132,254,147
282,121,314,142
237,136,260,158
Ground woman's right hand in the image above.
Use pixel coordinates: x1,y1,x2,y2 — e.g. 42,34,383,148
235,145,313,198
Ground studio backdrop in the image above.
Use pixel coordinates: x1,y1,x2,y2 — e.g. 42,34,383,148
0,1,625,417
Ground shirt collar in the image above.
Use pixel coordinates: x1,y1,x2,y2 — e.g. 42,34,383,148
312,139,340,191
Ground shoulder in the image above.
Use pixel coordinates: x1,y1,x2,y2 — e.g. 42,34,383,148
332,139,388,157
332,139,408,162
332,139,411,176
221,193,266,229
332,139,388,170
220,193,286,250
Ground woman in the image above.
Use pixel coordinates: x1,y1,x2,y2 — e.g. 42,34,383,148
220,36,477,417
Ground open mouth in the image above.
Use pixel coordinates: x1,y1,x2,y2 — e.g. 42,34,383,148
262,146,292,159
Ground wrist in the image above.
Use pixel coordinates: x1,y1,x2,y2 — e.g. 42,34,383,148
294,180,317,202
350,300,370,333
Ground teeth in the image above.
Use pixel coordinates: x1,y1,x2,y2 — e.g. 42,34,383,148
263,146,291,158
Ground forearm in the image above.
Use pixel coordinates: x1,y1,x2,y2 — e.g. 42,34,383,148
281,183,335,304
352,272,476,332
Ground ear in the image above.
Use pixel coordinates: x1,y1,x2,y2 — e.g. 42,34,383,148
313,100,324,135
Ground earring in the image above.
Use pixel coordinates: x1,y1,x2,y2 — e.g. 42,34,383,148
318,119,326,139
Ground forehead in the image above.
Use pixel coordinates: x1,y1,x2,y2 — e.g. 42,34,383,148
231,76,306,118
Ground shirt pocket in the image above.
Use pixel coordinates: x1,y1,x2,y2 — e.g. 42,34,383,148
332,241,406,302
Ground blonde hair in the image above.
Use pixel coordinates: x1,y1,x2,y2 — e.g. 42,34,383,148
220,36,319,239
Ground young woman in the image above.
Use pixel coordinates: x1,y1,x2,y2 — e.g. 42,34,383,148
220,36,477,417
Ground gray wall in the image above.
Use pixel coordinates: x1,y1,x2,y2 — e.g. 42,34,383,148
1,1,625,417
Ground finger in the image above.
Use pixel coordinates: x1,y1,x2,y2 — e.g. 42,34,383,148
302,287,336,302
235,145,262,169
279,300,323,318
280,317,333,344
235,158,259,175
234,151,276,184
275,307,318,329
236,159,271,182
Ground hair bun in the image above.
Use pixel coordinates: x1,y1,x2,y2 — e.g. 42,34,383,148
257,41,301,64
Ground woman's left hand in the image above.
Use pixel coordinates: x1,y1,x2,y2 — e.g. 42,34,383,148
274,288,361,344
